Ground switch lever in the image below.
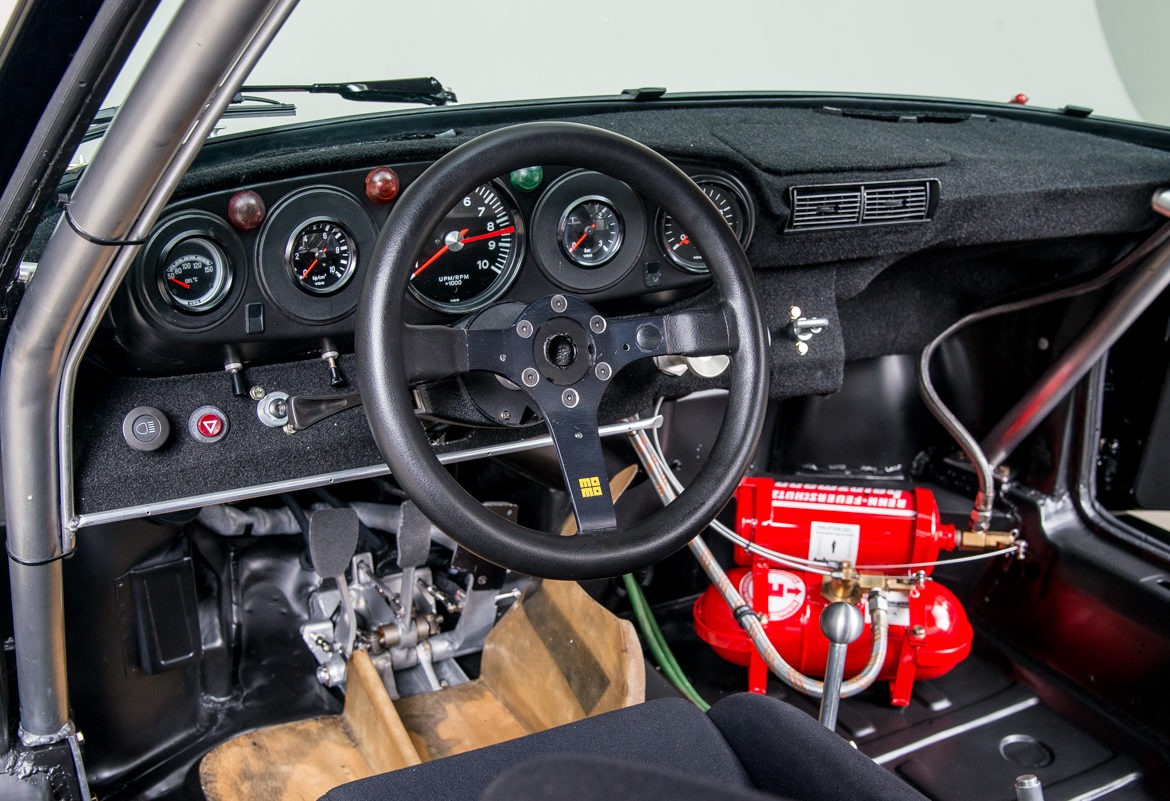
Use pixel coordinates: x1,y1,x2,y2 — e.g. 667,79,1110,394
817,601,864,731
288,391,363,431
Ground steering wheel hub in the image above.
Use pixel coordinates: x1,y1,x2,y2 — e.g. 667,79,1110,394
536,318,591,384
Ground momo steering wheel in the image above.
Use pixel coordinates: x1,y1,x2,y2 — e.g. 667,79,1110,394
357,122,769,579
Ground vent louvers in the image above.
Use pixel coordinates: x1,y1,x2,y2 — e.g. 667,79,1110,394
788,180,936,231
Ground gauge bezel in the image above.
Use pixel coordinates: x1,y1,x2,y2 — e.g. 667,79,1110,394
257,186,376,324
133,211,246,332
657,173,755,274
408,180,526,315
285,217,358,296
557,194,624,268
531,170,646,293
159,236,233,312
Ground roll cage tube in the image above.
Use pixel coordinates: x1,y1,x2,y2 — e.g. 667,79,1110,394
1,0,299,743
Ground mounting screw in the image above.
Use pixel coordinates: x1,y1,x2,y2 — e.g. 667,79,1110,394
595,362,612,381
551,294,568,313
562,388,579,408
522,368,540,387
589,315,607,333
516,320,534,338
249,386,266,401
910,625,926,638
283,423,297,435
500,410,512,422
789,305,802,320
795,341,809,356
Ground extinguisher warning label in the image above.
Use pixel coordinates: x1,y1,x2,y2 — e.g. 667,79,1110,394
808,521,861,564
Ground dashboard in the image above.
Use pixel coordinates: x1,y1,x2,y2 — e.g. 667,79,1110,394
50,99,1170,526
105,161,753,376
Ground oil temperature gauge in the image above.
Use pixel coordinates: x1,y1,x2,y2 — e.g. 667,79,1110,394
289,219,356,295
161,236,231,312
559,196,623,268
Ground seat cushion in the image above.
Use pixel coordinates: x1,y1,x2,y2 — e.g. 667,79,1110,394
321,697,750,801
708,694,928,801
482,755,789,801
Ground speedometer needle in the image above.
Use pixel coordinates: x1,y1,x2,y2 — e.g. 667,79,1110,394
413,228,470,277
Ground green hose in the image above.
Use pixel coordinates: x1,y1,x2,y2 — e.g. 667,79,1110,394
622,573,710,711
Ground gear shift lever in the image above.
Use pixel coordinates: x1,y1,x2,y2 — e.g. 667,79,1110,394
818,601,864,730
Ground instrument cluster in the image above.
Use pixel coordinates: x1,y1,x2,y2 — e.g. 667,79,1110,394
117,162,754,373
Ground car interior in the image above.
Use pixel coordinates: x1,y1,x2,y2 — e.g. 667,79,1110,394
2,2,1170,801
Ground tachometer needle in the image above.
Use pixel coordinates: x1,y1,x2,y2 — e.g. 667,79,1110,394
300,258,320,280
673,234,690,250
413,228,470,277
168,277,191,290
460,225,515,245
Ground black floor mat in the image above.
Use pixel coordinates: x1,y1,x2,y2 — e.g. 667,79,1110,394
648,595,1156,801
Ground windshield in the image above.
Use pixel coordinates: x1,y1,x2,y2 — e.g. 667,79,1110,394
87,0,1164,152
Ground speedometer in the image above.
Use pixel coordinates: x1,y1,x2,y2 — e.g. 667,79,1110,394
409,183,524,314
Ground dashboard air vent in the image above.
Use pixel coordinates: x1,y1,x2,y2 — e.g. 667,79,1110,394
789,179,937,231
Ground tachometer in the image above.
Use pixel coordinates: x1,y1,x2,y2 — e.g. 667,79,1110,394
658,176,753,273
410,183,524,314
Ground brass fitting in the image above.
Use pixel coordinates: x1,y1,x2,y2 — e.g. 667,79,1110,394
821,563,926,604
956,529,1017,552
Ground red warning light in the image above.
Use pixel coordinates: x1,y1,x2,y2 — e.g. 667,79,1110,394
365,166,400,204
1009,93,1029,105
227,190,266,230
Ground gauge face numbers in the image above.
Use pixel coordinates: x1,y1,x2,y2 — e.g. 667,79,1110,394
410,183,524,314
559,196,623,268
161,237,231,312
660,179,748,273
289,220,356,295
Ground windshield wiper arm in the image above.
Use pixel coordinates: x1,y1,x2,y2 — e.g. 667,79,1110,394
239,76,457,106
83,95,296,143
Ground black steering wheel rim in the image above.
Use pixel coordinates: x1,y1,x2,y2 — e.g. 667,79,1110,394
357,122,769,579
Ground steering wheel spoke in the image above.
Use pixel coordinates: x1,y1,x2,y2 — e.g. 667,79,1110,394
543,408,618,533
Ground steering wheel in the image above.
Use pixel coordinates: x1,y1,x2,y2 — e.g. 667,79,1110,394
357,122,769,579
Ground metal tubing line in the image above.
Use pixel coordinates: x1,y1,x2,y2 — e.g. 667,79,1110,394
984,237,1170,467
4,0,295,742
71,417,662,530
59,0,301,539
918,218,1170,531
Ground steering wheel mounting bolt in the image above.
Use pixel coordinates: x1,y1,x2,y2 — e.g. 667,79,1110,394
521,368,540,387
562,388,580,408
551,294,568,313
516,320,534,338
595,362,612,381
589,315,607,333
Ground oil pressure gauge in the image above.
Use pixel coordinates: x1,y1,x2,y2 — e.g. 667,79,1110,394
160,236,231,312
559,196,623,268
289,219,356,295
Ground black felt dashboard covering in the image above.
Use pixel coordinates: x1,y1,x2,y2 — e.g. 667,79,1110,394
56,98,1170,517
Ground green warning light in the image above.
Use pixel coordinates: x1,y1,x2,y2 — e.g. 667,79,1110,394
509,166,543,192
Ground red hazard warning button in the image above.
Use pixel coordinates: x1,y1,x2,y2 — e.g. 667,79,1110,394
188,405,229,443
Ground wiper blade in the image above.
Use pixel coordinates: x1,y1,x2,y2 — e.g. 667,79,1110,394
239,76,457,107
83,95,296,143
